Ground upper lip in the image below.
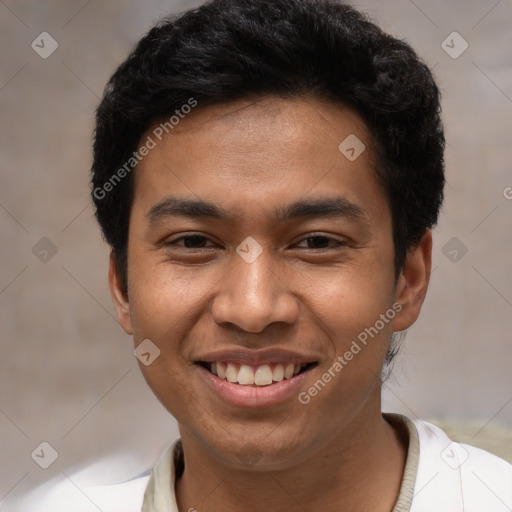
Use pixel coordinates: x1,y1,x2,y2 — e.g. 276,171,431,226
194,347,322,366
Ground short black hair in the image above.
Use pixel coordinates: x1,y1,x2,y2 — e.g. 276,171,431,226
91,0,445,294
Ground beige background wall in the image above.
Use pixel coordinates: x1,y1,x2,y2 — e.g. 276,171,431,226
1,0,511,507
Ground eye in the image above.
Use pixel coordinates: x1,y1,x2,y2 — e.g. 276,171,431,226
165,235,217,249
163,234,347,251
294,235,347,250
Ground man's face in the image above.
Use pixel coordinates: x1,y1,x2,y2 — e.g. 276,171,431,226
112,97,416,469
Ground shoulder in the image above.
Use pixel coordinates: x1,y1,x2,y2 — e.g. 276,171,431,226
11,440,181,512
9,468,151,512
411,418,512,512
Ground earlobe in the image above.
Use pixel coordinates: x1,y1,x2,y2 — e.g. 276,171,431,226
393,230,432,332
108,251,133,335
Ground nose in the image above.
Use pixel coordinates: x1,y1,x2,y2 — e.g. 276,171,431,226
210,250,299,333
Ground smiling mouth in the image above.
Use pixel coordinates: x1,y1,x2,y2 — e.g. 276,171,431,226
196,361,318,387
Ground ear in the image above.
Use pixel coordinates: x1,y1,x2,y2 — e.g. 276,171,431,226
393,230,432,332
108,250,133,335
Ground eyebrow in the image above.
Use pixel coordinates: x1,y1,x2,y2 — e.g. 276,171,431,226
146,195,367,225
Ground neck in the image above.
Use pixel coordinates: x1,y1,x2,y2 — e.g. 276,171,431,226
175,411,408,512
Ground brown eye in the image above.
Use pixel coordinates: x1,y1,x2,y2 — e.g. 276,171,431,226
295,236,346,249
165,235,216,249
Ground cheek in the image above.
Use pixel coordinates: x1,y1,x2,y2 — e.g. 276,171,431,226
309,261,395,324
127,266,200,417
305,277,396,424
309,262,396,366
127,250,213,336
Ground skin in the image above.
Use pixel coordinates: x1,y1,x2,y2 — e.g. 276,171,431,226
109,96,432,512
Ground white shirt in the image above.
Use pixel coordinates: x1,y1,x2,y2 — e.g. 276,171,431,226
11,415,512,512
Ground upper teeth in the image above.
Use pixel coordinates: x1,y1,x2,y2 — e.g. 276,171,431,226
210,362,304,386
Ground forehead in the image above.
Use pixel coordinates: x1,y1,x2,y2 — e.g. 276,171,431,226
132,96,388,225
140,96,374,163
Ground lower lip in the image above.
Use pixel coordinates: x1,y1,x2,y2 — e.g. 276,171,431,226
197,364,310,408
